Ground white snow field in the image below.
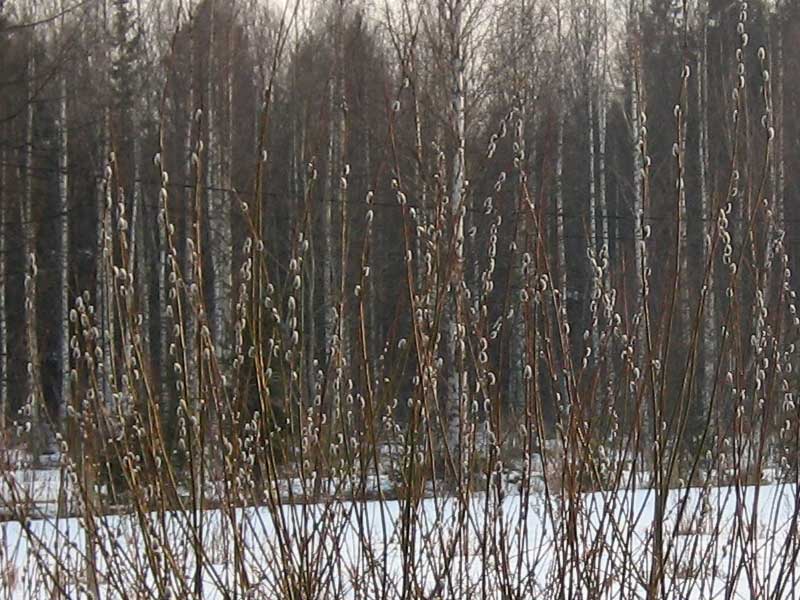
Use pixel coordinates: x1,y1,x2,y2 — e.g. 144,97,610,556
1,480,799,599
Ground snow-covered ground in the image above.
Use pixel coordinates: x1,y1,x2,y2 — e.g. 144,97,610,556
1,480,799,599
0,468,78,520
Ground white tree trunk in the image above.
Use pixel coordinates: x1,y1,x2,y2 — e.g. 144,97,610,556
766,17,783,285
299,107,316,400
323,77,337,357
23,40,43,443
0,124,7,433
599,0,609,282
364,127,378,373
97,110,114,408
678,63,690,359
588,86,598,353
509,104,528,411
185,54,198,407
206,5,232,375
555,1,567,304
221,25,234,362
158,191,170,410
96,0,114,409
444,0,467,462
413,77,427,287
86,6,107,597
598,91,609,263
508,0,529,410
58,53,70,423
631,46,645,339
131,130,150,357
336,3,349,375
699,17,715,414
776,23,784,228
553,0,569,421
629,9,650,463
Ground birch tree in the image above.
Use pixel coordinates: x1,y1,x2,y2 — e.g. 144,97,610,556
57,0,70,425
22,9,44,448
774,3,784,230
335,0,350,378
94,0,114,408
554,0,567,305
629,0,647,371
323,35,337,361
677,1,691,377
507,1,528,412
765,3,783,288
598,0,610,286
441,0,468,464
698,4,715,422
496,0,544,411
0,13,13,433
571,0,600,353
0,122,6,433
622,0,652,477
204,1,233,381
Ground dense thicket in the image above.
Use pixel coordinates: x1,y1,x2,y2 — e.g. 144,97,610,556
0,0,798,465
5,2,800,598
